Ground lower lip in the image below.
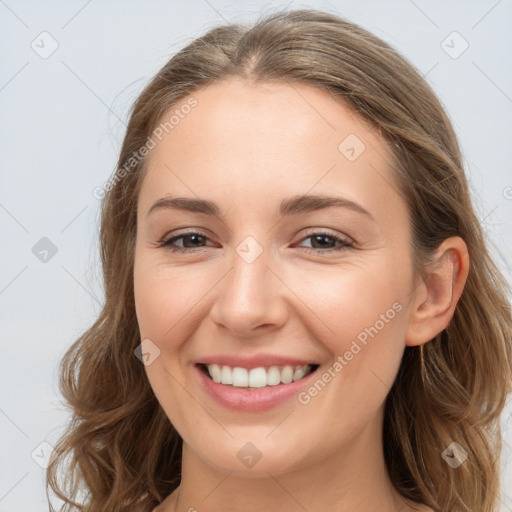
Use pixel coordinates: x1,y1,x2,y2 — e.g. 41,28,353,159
195,364,319,412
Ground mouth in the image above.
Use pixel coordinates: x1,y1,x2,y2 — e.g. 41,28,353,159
198,363,320,389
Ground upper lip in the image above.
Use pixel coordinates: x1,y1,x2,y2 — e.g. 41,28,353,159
195,353,320,369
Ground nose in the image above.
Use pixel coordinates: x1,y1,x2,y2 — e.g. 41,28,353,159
209,241,288,338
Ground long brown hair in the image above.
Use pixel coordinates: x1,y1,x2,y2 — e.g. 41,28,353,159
46,8,512,511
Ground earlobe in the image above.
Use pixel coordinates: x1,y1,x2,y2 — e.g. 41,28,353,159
405,237,470,347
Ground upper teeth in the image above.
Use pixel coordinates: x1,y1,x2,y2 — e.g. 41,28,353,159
205,364,313,388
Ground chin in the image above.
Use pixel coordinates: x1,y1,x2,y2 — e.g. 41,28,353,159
190,436,312,478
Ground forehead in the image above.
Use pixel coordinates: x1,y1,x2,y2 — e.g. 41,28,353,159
138,77,405,227
152,77,383,162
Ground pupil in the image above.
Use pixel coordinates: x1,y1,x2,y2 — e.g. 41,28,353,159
313,235,331,248
187,234,204,247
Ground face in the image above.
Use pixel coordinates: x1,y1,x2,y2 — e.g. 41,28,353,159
133,77,420,476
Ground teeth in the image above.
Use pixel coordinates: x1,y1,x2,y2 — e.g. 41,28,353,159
248,367,267,388
293,366,308,381
267,366,281,386
205,364,314,387
221,365,232,385
281,365,294,384
209,364,221,383
232,367,248,387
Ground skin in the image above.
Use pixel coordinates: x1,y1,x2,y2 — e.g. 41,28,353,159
133,77,469,512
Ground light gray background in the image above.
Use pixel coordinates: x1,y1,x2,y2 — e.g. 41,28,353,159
1,0,511,510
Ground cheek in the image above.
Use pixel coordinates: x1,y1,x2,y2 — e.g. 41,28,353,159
298,261,408,352
134,258,206,344
297,262,408,413
133,258,207,433
133,265,170,341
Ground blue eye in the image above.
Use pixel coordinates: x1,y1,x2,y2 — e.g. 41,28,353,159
159,230,352,254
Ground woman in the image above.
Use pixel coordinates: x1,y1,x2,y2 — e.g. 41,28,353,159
46,9,512,512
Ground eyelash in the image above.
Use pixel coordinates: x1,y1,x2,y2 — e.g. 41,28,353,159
158,230,353,255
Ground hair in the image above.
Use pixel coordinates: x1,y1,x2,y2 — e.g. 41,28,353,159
46,8,512,512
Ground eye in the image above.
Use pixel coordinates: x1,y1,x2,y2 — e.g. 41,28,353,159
157,229,353,254
295,230,353,254
158,231,212,253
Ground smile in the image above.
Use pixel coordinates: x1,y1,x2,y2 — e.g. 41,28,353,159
202,363,318,388
195,360,321,412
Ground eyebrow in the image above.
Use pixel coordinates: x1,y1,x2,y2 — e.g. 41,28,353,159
147,194,375,222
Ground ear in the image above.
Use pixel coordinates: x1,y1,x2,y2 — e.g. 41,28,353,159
405,236,470,347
